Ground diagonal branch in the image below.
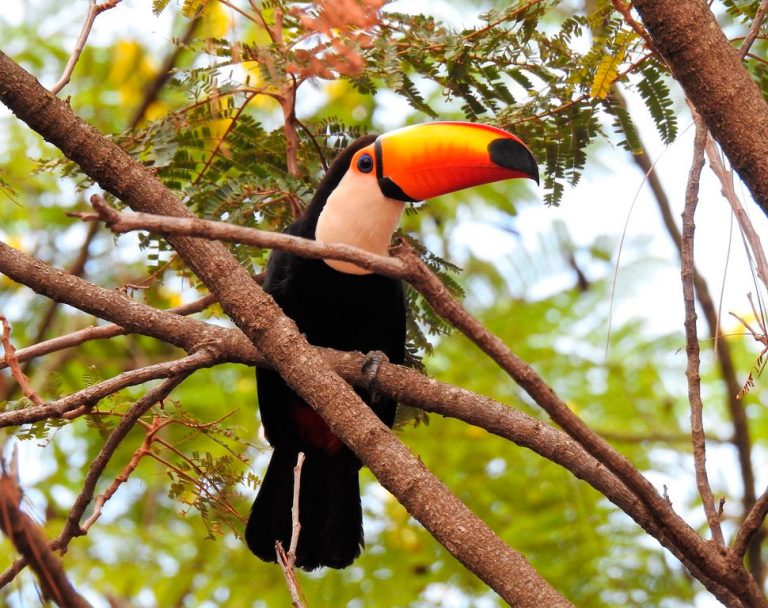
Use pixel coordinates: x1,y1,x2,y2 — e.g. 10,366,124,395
735,487,768,559
74,197,745,578
0,314,44,406
739,0,768,59
0,51,571,607
50,0,123,95
59,374,192,543
0,469,92,608
0,351,215,429
704,137,768,292
0,374,192,590
65,198,759,600
0,232,743,603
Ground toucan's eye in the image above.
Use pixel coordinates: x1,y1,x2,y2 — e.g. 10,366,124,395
357,153,374,174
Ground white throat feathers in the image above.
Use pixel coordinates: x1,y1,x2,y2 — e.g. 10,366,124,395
315,168,406,275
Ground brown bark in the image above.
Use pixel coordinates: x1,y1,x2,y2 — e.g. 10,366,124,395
631,0,768,218
628,111,762,586
0,50,570,607
78,198,767,601
0,195,748,605
1,189,763,605
0,473,92,608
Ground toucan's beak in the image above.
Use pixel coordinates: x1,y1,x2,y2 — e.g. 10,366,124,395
371,121,539,202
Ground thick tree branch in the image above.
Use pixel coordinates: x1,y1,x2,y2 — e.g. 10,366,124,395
631,0,768,218
0,50,570,607
0,293,217,372
0,236,744,603
78,199,766,593
0,470,92,608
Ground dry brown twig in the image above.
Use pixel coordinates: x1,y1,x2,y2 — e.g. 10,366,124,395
50,0,124,95
611,0,661,56
704,137,768,292
739,0,768,59
0,374,192,589
704,129,768,405
276,452,308,608
72,196,760,603
681,112,726,548
0,314,44,406
81,415,166,532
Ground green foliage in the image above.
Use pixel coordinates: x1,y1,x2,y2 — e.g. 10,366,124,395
636,61,678,145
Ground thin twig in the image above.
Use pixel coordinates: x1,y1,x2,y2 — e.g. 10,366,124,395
704,137,768,292
50,0,123,95
58,376,190,555
288,452,305,560
0,375,191,590
681,112,726,548
739,0,768,59
81,416,169,532
611,0,661,56
276,452,307,608
0,351,216,429
0,314,44,405
734,487,768,557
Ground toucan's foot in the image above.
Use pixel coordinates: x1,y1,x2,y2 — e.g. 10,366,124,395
362,350,388,402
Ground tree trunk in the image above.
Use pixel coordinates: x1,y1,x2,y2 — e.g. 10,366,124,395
632,0,768,218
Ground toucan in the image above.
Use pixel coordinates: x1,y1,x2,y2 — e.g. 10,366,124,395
245,121,538,570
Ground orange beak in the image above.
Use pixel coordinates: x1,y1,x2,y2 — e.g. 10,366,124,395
362,121,538,202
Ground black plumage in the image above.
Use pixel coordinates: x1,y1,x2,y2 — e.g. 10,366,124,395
245,136,406,570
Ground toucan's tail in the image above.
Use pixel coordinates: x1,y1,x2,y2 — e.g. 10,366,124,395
245,448,363,570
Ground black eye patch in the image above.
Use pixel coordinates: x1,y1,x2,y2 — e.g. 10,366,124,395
357,153,374,173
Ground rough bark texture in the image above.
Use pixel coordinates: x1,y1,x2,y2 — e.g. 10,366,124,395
0,50,571,607
632,0,768,218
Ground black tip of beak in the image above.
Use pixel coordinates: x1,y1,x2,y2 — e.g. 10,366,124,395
378,177,416,202
489,138,540,185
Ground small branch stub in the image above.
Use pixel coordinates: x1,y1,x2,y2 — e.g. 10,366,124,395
276,452,307,608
